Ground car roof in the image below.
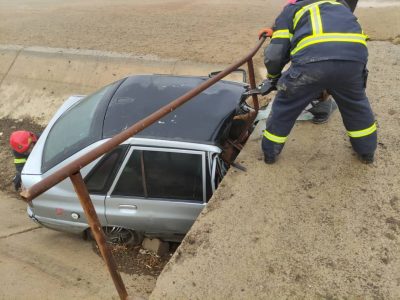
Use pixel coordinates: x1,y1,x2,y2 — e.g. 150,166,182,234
102,74,246,145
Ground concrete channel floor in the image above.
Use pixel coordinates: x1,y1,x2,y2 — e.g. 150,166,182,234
150,42,400,299
0,192,157,299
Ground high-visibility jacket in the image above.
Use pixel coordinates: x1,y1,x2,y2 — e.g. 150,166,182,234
12,150,28,172
264,0,368,79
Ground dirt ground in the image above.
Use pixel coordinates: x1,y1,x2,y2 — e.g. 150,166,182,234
0,0,400,299
0,0,399,67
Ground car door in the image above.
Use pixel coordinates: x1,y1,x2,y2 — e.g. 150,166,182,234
83,145,128,221
105,146,206,235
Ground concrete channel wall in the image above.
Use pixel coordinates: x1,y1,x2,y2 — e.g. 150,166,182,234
150,42,400,299
0,45,235,124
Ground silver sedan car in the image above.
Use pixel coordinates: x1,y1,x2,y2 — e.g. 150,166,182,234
22,74,252,244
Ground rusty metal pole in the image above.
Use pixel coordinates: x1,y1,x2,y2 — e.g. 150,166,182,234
69,172,128,300
247,58,259,112
233,58,261,144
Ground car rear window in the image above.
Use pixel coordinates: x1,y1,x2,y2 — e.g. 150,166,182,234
42,80,123,172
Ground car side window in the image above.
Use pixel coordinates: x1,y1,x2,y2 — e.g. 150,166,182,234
111,148,203,202
112,150,144,197
85,146,127,194
143,150,203,202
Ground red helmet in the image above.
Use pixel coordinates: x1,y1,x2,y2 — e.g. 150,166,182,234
9,131,38,153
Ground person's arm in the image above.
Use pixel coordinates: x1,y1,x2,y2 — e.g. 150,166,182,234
264,7,294,80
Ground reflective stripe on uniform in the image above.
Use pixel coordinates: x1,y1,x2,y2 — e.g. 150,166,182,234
347,122,377,138
293,0,341,29
267,73,281,79
291,0,366,55
313,5,323,34
14,158,27,164
271,29,293,40
263,130,288,144
309,6,317,34
291,33,367,55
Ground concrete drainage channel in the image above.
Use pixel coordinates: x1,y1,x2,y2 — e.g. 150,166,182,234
0,45,247,299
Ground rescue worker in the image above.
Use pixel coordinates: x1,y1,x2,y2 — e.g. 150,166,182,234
258,0,377,164
9,130,38,190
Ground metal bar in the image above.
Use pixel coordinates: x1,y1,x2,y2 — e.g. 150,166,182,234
23,37,266,202
232,58,260,144
69,172,128,300
140,151,148,198
247,58,259,112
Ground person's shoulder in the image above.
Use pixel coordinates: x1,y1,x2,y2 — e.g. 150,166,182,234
281,2,301,15
277,3,298,21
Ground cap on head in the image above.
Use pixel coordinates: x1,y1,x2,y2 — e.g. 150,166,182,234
9,131,38,153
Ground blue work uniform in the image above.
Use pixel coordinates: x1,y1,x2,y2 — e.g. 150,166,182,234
262,0,377,160
12,150,28,190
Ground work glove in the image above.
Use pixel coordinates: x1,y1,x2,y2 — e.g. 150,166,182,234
244,78,278,97
258,78,278,95
258,27,274,40
266,73,281,87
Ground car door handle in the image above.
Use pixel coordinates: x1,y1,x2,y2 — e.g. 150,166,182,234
118,205,137,211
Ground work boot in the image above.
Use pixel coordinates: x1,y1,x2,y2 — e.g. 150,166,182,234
308,97,337,124
264,153,277,164
358,153,374,164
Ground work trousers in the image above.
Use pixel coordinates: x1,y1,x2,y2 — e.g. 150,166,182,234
262,60,377,157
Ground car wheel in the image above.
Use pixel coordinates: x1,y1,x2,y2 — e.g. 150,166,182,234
87,226,143,246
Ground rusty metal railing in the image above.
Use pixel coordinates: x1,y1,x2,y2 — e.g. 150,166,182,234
22,37,267,300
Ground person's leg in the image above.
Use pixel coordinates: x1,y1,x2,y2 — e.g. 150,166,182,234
326,61,377,163
13,171,22,191
262,64,322,163
12,162,25,191
308,92,338,124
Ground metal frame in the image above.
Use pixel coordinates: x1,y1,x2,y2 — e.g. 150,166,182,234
107,146,207,203
123,137,222,153
22,37,267,300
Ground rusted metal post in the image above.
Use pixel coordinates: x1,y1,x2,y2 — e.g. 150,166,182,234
69,172,128,300
247,58,259,112
232,58,261,144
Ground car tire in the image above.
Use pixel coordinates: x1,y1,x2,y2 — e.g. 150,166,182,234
87,226,144,246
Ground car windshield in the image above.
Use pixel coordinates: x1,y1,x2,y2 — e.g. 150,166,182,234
42,81,121,172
